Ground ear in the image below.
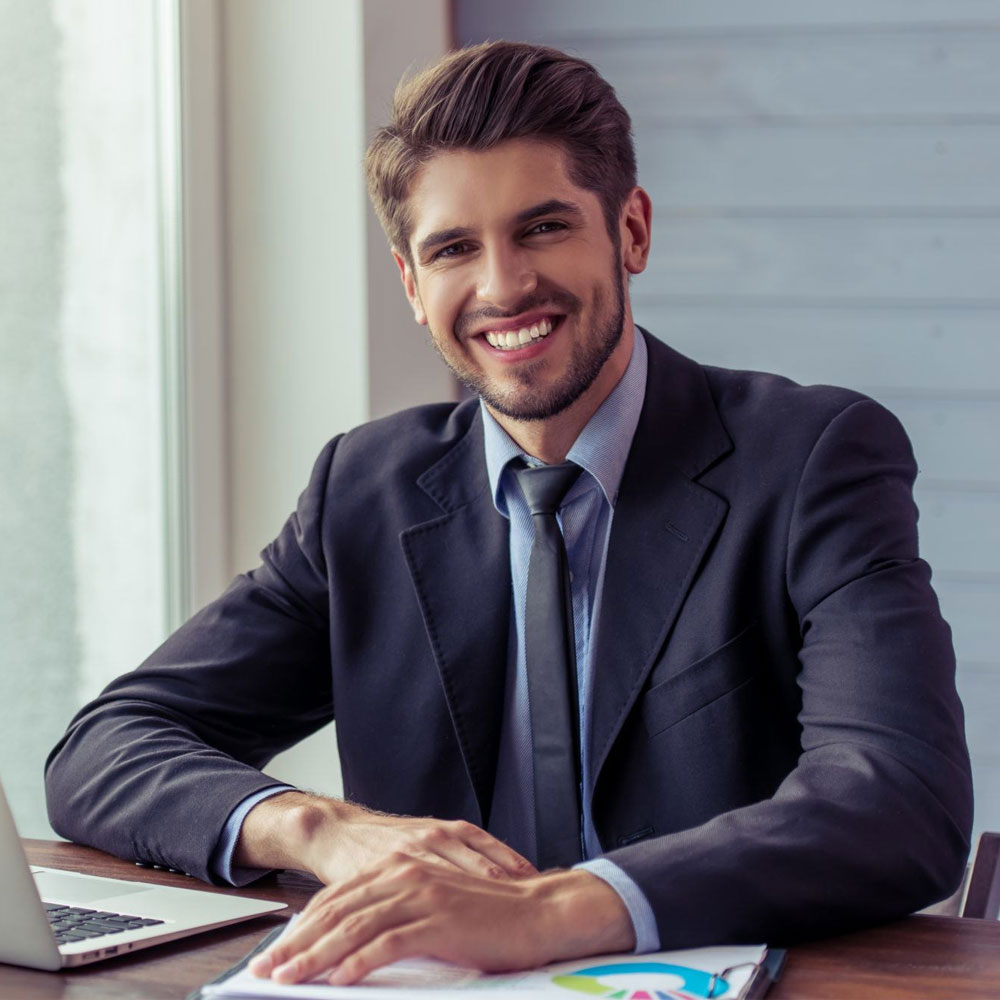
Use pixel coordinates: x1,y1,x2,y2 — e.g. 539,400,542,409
619,187,652,276
392,251,428,326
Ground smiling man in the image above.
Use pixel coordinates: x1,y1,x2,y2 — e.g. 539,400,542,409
47,41,971,986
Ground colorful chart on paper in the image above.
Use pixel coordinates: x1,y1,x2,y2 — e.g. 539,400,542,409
551,960,727,999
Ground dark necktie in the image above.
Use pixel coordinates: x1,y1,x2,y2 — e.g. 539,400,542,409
513,460,583,869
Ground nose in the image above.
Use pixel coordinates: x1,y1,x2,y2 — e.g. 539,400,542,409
476,243,537,308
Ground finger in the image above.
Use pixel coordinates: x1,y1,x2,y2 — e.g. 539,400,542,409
271,899,416,985
449,821,538,877
327,918,436,986
425,838,517,880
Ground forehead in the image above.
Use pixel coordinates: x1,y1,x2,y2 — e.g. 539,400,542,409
405,139,598,247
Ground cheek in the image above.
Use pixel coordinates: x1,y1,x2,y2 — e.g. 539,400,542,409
421,279,465,330
547,248,603,293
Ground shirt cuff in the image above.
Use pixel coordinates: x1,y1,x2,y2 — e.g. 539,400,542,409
209,785,295,886
575,857,661,953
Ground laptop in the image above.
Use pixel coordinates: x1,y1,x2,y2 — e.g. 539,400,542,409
0,778,287,969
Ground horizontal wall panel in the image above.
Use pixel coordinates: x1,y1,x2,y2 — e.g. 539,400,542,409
912,490,1000,577
635,218,1000,302
957,663,1000,757
456,1,1000,41
636,307,1000,394
938,581,1000,664
636,124,1000,209
565,32,1000,121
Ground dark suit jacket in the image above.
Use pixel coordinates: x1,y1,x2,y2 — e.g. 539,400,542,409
46,331,972,947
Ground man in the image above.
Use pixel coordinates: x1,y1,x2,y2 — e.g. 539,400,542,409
47,41,972,986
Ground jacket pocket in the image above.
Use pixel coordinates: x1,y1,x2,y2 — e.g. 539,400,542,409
641,621,759,738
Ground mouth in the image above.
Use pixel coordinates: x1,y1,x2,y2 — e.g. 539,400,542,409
480,316,561,353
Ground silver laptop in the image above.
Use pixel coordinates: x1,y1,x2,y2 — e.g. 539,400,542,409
0,778,287,969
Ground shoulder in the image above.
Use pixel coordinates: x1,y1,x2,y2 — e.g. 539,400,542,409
296,397,483,513
703,363,910,459
643,327,870,426
337,397,479,468
703,363,865,422
641,330,913,476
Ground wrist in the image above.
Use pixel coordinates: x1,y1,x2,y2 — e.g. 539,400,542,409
236,791,343,875
530,868,637,959
291,796,383,878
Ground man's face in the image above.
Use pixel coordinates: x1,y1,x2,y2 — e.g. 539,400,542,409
394,140,641,423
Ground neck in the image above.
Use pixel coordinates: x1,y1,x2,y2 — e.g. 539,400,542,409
490,408,587,466
487,324,635,465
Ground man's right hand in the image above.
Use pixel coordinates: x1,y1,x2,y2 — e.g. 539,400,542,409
233,791,537,887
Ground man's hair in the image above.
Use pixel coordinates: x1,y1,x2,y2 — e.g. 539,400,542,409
365,41,637,262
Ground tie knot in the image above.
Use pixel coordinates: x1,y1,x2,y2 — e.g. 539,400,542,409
513,461,581,516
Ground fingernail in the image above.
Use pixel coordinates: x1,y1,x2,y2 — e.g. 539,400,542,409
249,956,271,976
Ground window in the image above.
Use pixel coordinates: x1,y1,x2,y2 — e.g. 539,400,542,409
0,0,182,835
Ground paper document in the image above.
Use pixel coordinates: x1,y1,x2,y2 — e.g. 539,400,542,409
202,917,769,999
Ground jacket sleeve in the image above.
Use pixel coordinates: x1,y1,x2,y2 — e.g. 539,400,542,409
44,437,341,882
607,399,973,946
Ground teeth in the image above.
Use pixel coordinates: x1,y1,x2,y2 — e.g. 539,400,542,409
484,318,554,351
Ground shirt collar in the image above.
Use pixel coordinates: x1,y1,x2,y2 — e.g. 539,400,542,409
481,327,648,514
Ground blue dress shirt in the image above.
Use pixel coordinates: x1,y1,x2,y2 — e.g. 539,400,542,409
480,329,658,952
211,330,659,952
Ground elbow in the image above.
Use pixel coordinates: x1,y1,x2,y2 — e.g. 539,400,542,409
915,760,974,908
43,736,76,842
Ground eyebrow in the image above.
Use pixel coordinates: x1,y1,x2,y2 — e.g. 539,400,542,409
514,199,583,225
414,199,585,261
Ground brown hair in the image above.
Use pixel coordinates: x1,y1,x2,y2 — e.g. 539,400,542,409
365,41,636,262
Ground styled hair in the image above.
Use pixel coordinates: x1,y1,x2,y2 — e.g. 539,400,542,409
365,41,637,262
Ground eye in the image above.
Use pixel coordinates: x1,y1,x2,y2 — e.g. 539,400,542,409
527,220,566,236
433,241,472,261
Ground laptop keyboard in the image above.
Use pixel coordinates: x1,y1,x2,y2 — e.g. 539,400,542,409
44,903,164,944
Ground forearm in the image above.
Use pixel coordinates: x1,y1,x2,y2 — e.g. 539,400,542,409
46,562,334,880
45,699,286,880
610,740,971,948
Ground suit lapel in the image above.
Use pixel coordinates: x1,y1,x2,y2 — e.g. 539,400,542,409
399,411,510,825
588,333,732,787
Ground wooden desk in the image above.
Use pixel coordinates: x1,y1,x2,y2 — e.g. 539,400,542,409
6,840,1000,999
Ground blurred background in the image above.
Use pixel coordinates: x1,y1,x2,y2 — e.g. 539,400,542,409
2,1,998,861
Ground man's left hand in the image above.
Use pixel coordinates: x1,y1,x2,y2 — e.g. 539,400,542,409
248,858,636,986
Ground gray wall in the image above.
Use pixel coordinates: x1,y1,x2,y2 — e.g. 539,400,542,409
456,1,1000,836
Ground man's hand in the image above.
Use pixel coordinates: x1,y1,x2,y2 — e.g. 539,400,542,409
247,861,637,986
233,791,537,886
